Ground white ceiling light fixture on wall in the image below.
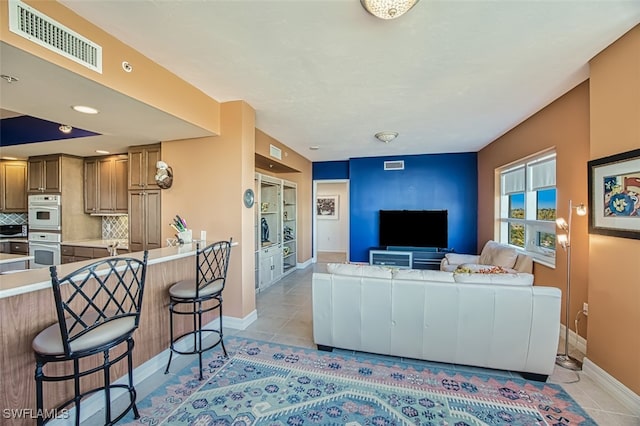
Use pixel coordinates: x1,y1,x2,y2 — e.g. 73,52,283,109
360,0,420,20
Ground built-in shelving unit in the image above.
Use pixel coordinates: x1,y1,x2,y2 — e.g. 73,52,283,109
255,173,297,291
282,181,297,274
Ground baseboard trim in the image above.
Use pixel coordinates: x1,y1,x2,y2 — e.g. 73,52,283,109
559,323,587,354
582,357,640,417
223,310,257,330
297,258,313,269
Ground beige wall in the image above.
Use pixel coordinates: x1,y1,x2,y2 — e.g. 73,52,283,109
255,130,313,264
478,81,591,338
162,101,256,319
588,25,640,395
1,0,220,134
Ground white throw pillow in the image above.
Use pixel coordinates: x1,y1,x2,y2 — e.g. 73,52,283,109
478,241,518,269
326,263,394,279
393,269,455,282
453,272,534,286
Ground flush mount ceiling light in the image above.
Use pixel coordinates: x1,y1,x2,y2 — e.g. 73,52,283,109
0,74,19,83
375,131,399,143
360,0,419,20
72,105,99,114
58,124,72,133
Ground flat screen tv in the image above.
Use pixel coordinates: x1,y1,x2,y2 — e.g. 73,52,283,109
379,210,448,249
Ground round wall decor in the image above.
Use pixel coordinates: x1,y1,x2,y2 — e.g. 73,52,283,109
243,188,255,208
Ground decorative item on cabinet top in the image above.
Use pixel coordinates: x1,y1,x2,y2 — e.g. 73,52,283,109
155,161,173,189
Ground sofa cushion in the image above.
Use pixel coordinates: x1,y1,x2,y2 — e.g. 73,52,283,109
453,272,534,286
478,241,518,269
393,269,455,282
326,263,393,279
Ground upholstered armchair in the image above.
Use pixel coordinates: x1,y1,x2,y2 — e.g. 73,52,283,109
440,240,533,274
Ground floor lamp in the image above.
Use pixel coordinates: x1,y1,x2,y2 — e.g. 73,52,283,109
555,199,587,371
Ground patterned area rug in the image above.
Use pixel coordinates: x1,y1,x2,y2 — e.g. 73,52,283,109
123,337,595,425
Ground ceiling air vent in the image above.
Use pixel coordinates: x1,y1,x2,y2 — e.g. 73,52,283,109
384,160,405,171
8,0,103,73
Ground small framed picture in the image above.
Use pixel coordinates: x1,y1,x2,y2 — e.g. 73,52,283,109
588,148,640,240
316,195,338,219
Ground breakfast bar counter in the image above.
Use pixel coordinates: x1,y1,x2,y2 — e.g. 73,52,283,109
0,243,218,424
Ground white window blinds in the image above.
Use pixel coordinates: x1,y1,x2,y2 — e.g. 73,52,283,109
502,166,525,194
529,158,556,190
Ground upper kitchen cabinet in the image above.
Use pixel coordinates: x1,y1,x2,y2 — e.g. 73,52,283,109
28,155,60,193
84,155,128,214
128,144,161,190
0,160,27,212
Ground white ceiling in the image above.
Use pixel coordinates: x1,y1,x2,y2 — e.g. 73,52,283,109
3,1,640,162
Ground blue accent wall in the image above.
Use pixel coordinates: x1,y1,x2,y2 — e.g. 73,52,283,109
348,153,477,261
312,161,349,180
314,153,478,262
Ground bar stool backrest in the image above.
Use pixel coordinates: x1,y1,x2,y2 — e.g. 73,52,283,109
195,239,232,298
49,251,148,357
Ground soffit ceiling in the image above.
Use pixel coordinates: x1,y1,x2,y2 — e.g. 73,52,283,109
3,1,640,162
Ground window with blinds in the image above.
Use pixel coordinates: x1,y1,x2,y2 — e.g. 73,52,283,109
498,152,557,266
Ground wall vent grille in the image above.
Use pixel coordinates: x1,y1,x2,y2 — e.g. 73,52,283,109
269,144,282,160
8,0,102,73
384,160,405,170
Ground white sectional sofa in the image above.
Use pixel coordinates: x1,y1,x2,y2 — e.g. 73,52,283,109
312,264,561,381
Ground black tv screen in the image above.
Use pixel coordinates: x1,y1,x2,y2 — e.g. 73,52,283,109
379,210,448,249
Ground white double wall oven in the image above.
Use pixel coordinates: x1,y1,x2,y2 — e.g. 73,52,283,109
28,194,62,268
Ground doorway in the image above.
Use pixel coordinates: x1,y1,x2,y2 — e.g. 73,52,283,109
313,180,349,263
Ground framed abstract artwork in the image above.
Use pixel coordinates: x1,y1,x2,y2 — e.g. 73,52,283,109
316,195,338,219
587,148,640,240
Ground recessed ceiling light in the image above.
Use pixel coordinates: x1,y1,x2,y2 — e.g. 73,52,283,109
309,146,320,150
72,105,99,114
96,150,110,154
59,124,72,133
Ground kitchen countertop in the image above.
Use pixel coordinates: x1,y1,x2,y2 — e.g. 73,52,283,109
0,241,237,299
0,238,28,243
62,239,129,250
0,253,33,265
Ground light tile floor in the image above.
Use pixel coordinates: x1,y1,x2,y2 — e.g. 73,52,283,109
233,262,639,426
112,259,638,425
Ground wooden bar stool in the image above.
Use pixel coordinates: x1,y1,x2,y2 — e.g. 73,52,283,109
165,239,232,380
32,252,148,425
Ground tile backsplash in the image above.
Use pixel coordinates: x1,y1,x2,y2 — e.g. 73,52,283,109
102,216,129,240
0,213,28,225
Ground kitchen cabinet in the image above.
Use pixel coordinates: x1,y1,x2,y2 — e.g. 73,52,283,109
9,241,28,255
128,144,161,190
28,155,60,193
0,241,28,255
84,155,128,214
61,244,128,264
0,160,27,212
128,190,161,252
84,159,98,213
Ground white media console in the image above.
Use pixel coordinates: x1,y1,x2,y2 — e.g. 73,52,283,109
369,247,449,270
